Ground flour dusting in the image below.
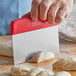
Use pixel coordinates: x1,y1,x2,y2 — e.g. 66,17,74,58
59,18,76,38
59,2,76,41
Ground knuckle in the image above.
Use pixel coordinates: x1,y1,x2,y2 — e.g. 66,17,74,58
59,0,62,2
63,3,67,7
57,0,62,2
56,0,63,5
32,0,40,5
63,4,67,11
61,3,67,11
48,9,54,17
40,3,47,10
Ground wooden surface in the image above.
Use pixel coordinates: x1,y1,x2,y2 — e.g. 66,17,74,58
0,36,76,76
0,57,76,76
0,36,76,56
60,38,76,55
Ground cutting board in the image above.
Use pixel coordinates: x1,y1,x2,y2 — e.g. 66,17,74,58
0,56,76,76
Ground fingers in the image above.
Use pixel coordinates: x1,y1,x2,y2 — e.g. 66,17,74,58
48,0,62,24
55,0,73,23
31,0,43,21
64,0,73,15
55,4,67,23
48,4,57,24
39,0,55,21
31,0,73,24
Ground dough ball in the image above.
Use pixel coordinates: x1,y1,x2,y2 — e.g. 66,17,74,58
26,68,45,76
28,51,55,63
46,70,54,75
55,71,71,76
37,71,52,76
11,65,31,76
53,57,76,70
0,72,11,76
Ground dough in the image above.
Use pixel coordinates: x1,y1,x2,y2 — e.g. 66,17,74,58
0,40,13,57
28,51,55,63
59,2,76,41
55,71,71,76
53,57,76,70
46,70,54,75
26,68,45,76
0,72,11,76
37,71,52,76
11,65,31,76
26,68,54,76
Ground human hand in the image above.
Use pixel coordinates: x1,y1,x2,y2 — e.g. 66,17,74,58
31,0,73,24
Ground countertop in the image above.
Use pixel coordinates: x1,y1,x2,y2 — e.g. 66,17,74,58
0,36,76,76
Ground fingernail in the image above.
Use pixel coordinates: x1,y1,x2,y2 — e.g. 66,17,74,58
40,15,46,21
31,13,38,21
55,16,62,23
48,19,55,24
39,11,46,21
48,15,55,24
31,16,38,21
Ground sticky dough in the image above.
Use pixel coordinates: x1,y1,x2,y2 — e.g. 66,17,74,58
55,71,71,76
53,57,76,70
25,68,45,76
28,51,55,63
11,65,31,76
0,72,11,76
37,71,52,76
26,68,54,76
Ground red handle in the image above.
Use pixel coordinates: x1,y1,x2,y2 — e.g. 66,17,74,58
10,16,58,35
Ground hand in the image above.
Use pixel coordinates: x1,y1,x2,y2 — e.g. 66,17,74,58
31,0,73,24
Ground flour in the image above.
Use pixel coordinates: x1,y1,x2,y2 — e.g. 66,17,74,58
59,2,76,41
59,18,76,38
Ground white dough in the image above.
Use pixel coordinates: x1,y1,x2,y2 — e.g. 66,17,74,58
28,51,55,63
55,71,71,76
26,68,54,76
11,65,31,76
0,72,11,76
53,57,76,70
25,68,45,76
46,70,54,75
37,71,52,76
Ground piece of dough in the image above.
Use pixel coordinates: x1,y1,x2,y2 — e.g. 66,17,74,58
0,72,11,76
26,68,54,76
55,71,71,76
46,70,54,75
37,71,52,76
25,68,45,76
0,40,13,57
53,57,76,70
11,65,31,76
28,51,55,63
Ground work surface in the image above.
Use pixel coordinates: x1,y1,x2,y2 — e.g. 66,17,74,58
0,36,76,76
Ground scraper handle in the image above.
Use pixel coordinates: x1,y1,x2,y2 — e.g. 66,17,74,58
10,13,58,35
